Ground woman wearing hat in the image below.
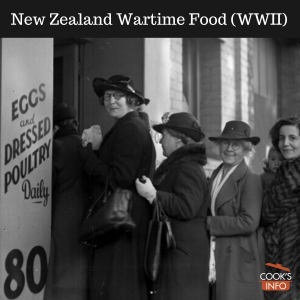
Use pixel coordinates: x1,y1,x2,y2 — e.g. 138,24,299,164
261,116,300,300
45,103,91,300
206,120,264,300
136,112,210,300
78,75,156,300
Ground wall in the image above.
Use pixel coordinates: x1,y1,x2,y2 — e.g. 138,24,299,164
80,38,145,136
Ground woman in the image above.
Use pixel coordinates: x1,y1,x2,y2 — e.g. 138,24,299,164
45,104,90,300
207,120,264,300
136,112,210,300
261,116,300,300
78,75,156,300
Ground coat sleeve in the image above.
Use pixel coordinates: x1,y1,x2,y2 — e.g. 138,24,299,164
156,165,208,220
81,122,144,188
209,173,262,236
52,139,66,190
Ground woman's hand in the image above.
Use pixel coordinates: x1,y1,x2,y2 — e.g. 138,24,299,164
135,176,157,204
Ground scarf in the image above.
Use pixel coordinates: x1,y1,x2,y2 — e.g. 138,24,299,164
261,157,300,299
261,156,300,225
208,164,238,283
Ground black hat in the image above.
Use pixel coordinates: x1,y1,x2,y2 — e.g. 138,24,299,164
92,75,146,105
208,120,260,145
153,112,205,142
53,103,77,125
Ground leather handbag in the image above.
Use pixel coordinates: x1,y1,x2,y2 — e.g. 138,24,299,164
144,199,176,281
78,179,136,248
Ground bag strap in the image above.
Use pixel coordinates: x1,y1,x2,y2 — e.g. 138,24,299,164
151,198,170,222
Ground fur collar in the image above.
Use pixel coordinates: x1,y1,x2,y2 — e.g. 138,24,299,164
153,143,207,185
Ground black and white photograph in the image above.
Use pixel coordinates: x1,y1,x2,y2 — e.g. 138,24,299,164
0,11,300,300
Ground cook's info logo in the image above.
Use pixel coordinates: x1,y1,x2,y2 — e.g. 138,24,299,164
260,264,292,291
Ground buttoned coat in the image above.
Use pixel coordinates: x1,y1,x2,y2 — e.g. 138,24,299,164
208,159,264,300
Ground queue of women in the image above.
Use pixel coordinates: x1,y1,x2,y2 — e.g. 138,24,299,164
46,74,300,300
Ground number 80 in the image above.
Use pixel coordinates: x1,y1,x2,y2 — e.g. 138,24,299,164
4,246,48,299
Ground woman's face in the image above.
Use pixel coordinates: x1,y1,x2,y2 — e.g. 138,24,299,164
278,125,300,159
103,89,131,119
160,128,179,157
219,140,246,166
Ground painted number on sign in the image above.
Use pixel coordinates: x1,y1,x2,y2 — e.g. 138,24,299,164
4,246,47,299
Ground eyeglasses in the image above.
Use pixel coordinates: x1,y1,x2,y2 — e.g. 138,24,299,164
220,140,242,151
104,92,126,102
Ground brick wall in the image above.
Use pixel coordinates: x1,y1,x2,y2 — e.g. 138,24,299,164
279,44,300,118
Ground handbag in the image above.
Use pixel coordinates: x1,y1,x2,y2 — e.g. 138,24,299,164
144,199,176,281
78,179,136,248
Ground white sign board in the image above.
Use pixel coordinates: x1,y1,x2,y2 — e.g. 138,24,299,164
0,38,53,300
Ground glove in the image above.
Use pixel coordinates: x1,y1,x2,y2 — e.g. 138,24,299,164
81,125,102,150
135,176,157,204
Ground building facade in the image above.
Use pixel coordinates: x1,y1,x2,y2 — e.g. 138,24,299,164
54,37,300,176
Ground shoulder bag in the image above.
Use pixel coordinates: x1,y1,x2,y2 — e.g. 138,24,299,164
78,179,136,248
144,198,176,281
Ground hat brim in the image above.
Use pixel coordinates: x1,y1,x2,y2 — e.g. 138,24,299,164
208,135,260,146
153,123,205,142
93,83,145,106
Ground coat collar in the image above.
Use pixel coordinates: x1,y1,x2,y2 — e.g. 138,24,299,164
153,143,207,185
54,123,79,139
209,159,248,212
100,111,138,145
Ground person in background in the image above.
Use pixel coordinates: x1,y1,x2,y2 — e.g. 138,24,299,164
78,75,156,300
258,146,283,271
206,120,264,300
259,146,283,192
136,112,210,300
261,116,300,300
44,103,91,300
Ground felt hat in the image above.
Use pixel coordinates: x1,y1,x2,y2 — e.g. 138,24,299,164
208,120,260,145
53,103,77,125
92,75,146,105
153,112,205,142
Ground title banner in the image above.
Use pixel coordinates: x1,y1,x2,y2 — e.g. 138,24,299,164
0,12,296,37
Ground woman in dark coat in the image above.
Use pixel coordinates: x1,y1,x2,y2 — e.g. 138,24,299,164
78,75,156,300
136,112,210,300
261,116,300,300
45,104,90,300
206,120,264,300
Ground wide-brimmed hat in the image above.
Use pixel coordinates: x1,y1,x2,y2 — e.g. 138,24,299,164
53,103,77,125
92,75,146,105
208,120,260,145
153,112,205,142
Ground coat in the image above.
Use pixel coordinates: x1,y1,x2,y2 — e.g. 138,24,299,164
261,157,300,300
44,123,91,300
151,143,210,300
81,111,156,300
259,167,276,192
208,160,264,300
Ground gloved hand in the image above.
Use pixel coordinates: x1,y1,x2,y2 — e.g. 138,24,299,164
135,176,157,204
